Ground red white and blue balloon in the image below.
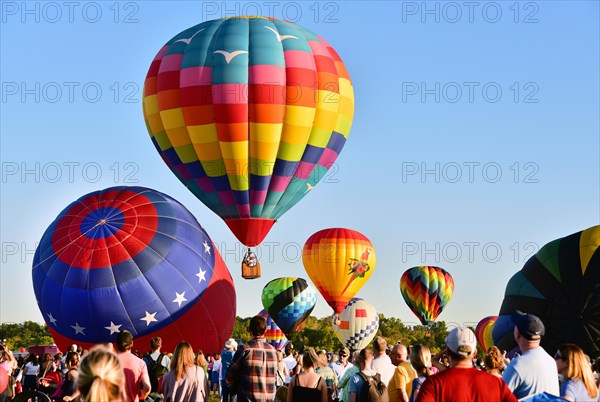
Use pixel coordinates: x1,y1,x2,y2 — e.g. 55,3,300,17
32,186,236,354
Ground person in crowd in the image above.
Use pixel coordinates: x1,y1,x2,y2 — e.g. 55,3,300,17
160,342,209,402
275,350,289,389
485,346,506,379
221,338,237,402
210,353,222,397
226,315,278,402
371,337,396,385
315,350,337,400
143,336,170,401
408,345,432,402
502,311,560,399
337,352,360,402
331,347,354,401
348,348,384,402
22,353,40,391
116,330,151,402
0,351,15,375
77,345,125,402
275,385,288,402
554,344,599,402
283,344,296,385
388,344,417,402
291,354,303,377
287,348,328,402
61,351,81,402
416,327,517,402
195,351,208,376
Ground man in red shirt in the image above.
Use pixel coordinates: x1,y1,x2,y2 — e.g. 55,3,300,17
416,327,517,402
116,330,151,402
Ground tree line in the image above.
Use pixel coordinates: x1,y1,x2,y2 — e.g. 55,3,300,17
1,315,452,353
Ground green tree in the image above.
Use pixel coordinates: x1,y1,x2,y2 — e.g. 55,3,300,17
0,321,53,351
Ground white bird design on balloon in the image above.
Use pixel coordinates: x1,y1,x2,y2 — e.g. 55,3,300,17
213,50,249,64
264,26,298,42
174,28,205,44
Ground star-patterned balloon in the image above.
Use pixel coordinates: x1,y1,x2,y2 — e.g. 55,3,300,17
32,186,236,354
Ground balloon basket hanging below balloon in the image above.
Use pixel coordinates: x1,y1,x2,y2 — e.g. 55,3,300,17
242,248,261,279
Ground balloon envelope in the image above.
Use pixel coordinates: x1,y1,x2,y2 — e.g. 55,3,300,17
303,228,376,314
332,298,379,351
400,266,454,325
261,277,316,338
143,16,355,247
258,309,288,351
476,316,497,352
493,225,600,358
32,186,236,355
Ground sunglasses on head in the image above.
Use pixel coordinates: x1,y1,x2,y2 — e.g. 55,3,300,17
554,352,563,360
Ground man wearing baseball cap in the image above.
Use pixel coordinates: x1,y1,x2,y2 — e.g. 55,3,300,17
502,311,560,399
416,327,517,402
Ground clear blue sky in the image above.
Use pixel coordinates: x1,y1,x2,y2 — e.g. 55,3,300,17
1,1,598,328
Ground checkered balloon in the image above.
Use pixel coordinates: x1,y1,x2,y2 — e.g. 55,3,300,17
332,298,379,351
261,277,316,338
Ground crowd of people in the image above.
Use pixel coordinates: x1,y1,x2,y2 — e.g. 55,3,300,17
1,312,599,402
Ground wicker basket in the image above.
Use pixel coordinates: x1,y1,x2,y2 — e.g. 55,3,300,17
242,261,261,279
241,249,261,279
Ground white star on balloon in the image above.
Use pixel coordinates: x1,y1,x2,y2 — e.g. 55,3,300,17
104,321,122,335
203,241,211,254
196,267,207,283
172,292,187,307
71,322,86,335
141,311,158,326
47,313,57,325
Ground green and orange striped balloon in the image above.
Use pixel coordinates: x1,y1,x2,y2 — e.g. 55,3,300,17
400,266,454,325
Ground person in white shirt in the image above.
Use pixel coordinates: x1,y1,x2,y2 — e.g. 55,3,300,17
371,337,396,385
283,343,297,384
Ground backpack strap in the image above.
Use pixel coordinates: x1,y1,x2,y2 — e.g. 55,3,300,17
156,353,165,366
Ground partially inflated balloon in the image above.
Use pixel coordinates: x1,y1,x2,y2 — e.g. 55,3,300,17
493,226,600,359
143,17,354,248
303,228,376,314
258,309,288,351
262,277,316,338
332,298,379,351
32,187,236,355
476,316,497,352
400,266,454,325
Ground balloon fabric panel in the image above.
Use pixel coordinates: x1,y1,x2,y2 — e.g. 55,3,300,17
494,225,600,359
143,17,354,247
332,298,379,351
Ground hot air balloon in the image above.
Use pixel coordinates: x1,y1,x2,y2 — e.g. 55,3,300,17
400,266,454,325
142,17,355,278
258,309,288,351
332,298,379,352
32,186,236,355
476,316,497,352
261,277,316,338
303,228,376,315
493,225,600,359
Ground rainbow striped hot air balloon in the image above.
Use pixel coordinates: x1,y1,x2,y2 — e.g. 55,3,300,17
261,277,317,338
400,266,454,325
258,309,288,351
303,228,376,315
476,316,497,352
142,17,354,264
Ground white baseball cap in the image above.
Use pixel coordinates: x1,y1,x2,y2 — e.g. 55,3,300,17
445,327,477,358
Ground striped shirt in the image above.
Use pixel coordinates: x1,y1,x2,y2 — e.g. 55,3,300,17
226,337,278,402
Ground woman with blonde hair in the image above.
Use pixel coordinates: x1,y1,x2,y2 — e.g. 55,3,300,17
161,342,209,402
77,346,125,402
484,346,505,378
287,348,328,402
194,350,208,376
408,344,432,402
555,344,599,401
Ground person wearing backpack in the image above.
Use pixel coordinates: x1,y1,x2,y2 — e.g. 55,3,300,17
143,337,170,402
348,348,389,402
